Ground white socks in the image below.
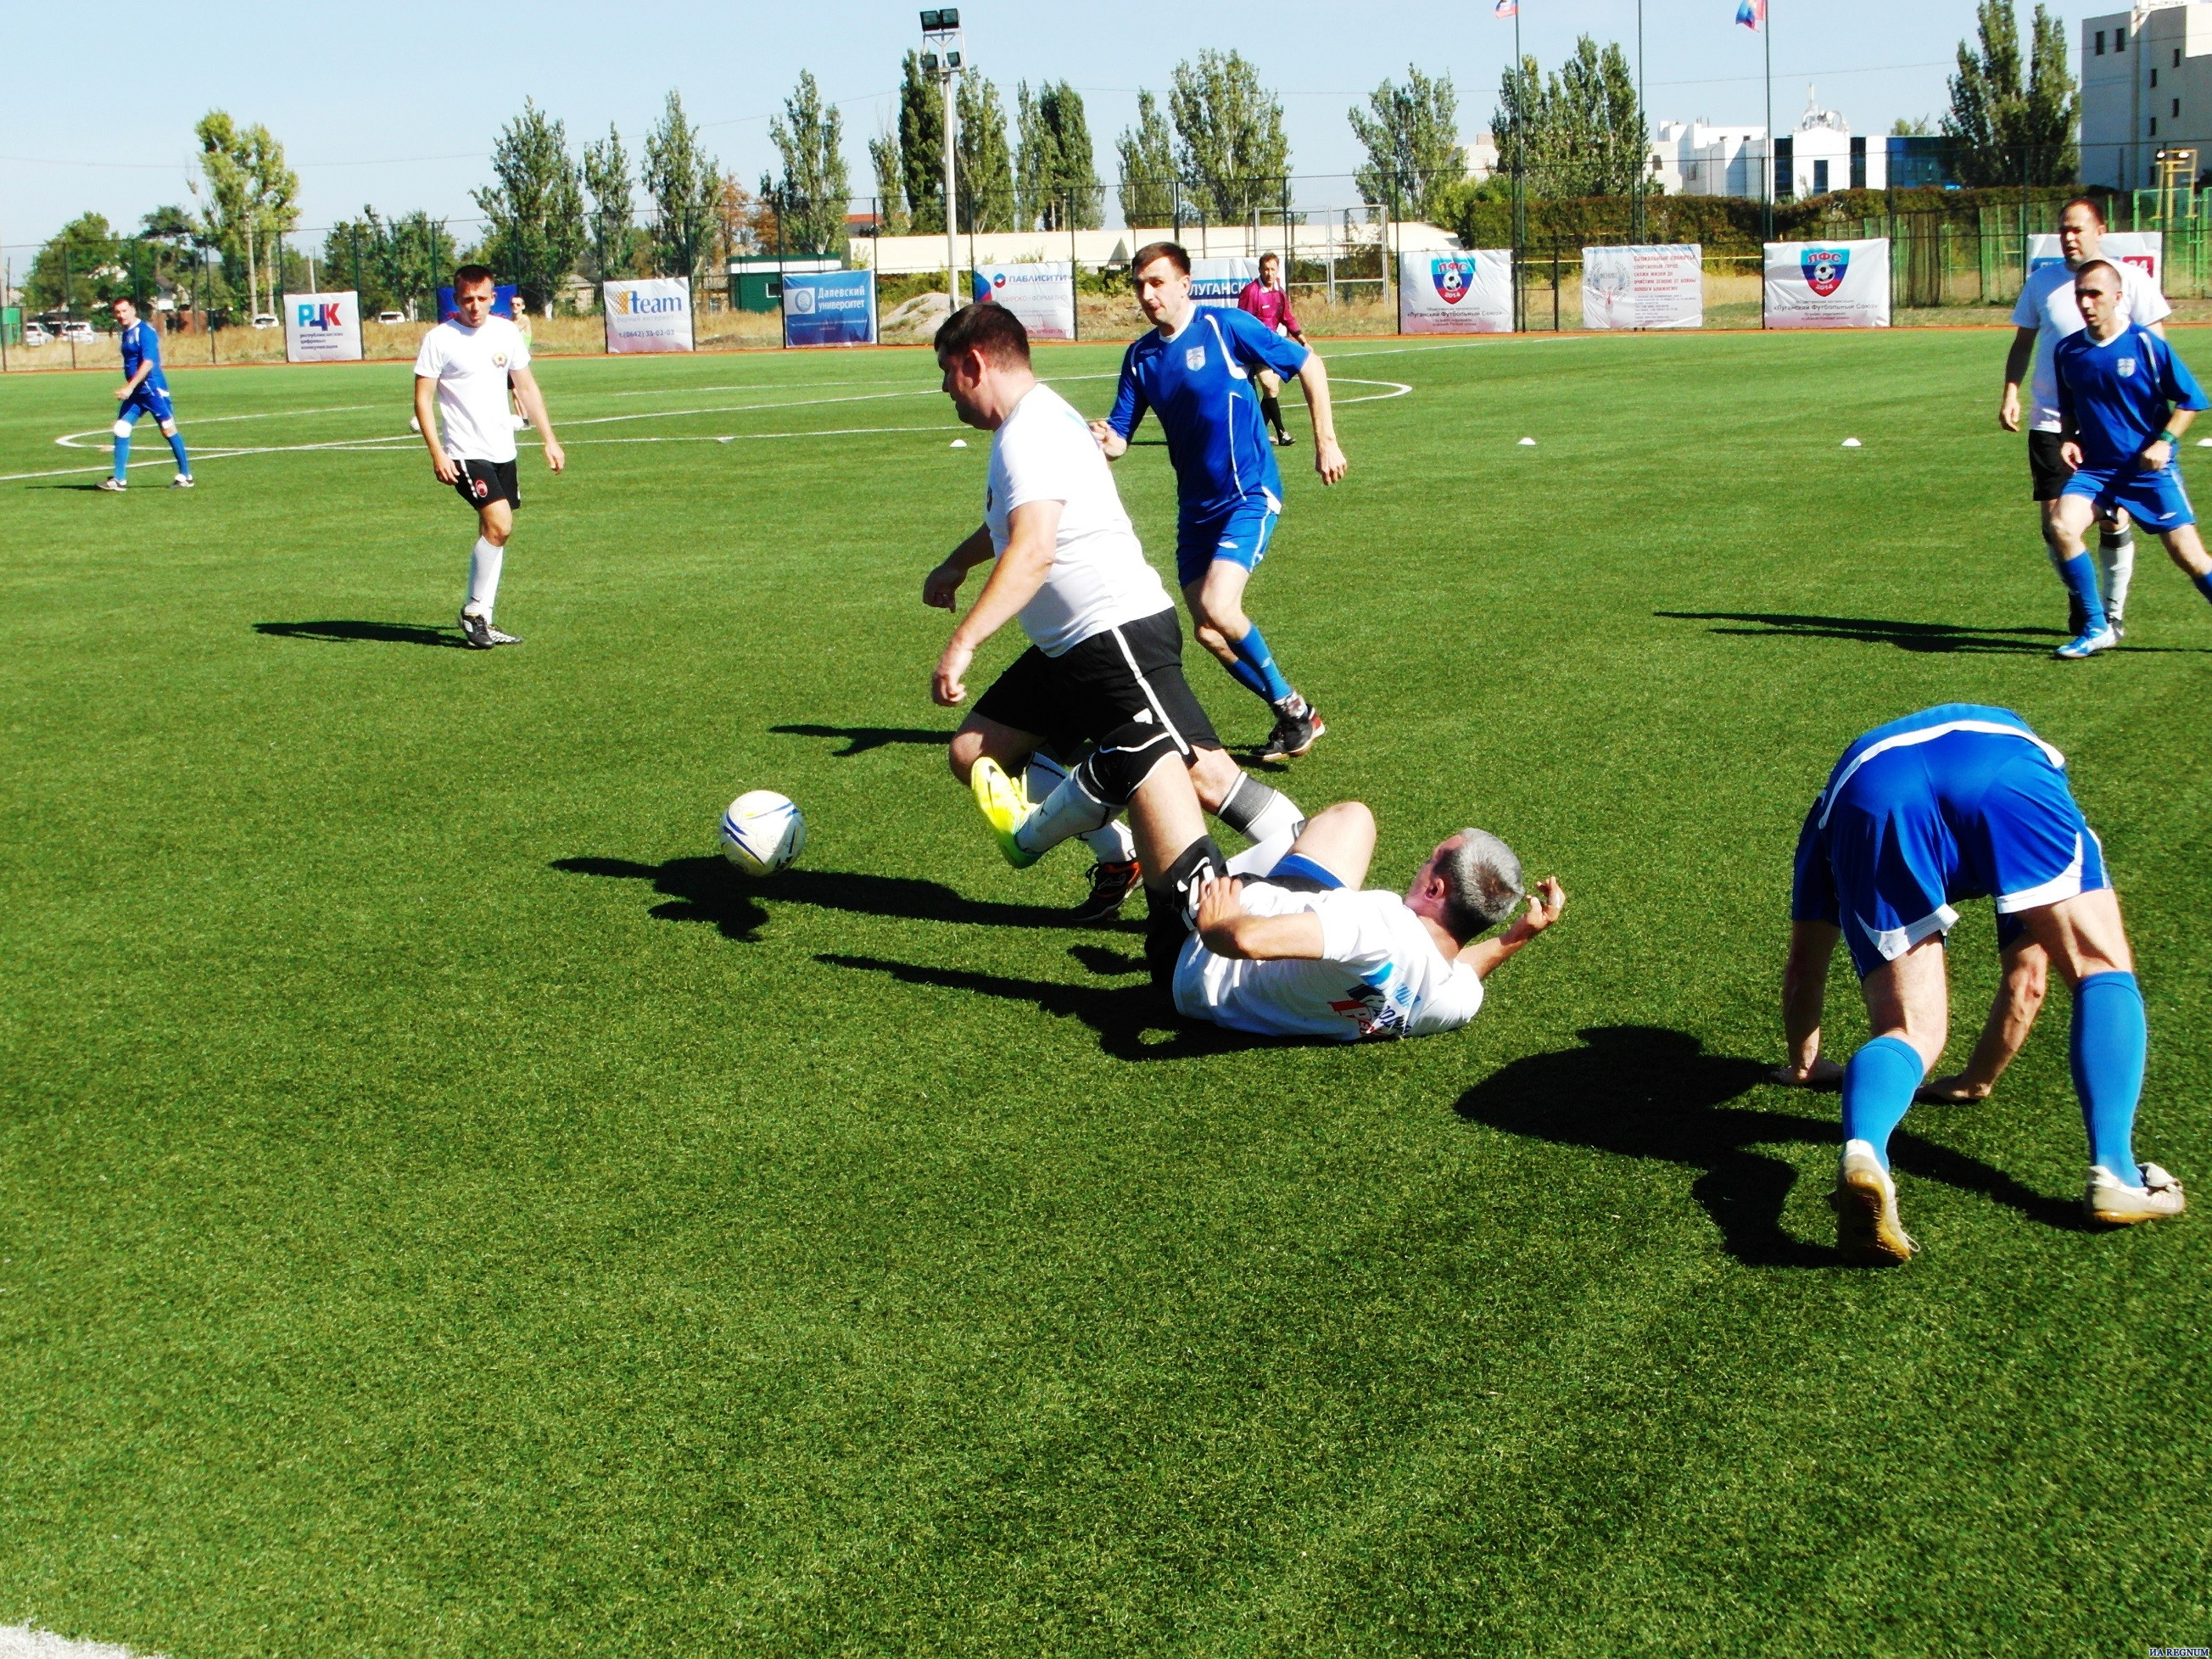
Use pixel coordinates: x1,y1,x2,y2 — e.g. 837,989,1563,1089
2097,525,2137,623
466,536,504,617
1217,774,1304,847
1024,753,1137,863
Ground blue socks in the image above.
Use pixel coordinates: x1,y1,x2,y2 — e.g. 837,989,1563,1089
1841,1036,1926,1171
2072,970,2146,1176
1222,656,1271,699
2058,552,2109,634
166,430,190,473
111,434,130,482
1230,623,1294,705
2193,571,2212,605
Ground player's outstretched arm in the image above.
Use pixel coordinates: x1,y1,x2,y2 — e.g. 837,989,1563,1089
1294,355,1348,484
1459,877,1566,981
413,377,459,483
1919,938,2047,1103
509,366,564,472
1772,919,1844,1088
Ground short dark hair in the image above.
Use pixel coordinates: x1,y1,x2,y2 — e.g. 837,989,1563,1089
2064,194,2108,228
450,264,497,293
1259,251,1281,268
935,300,1031,367
2075,258,2124,287
1131,241,1190,277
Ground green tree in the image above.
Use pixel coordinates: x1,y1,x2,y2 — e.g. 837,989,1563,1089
323,208,453,319
25,213,124,315
1944,0,2078,185
474,100,586,315
1017,81,1101,231
956,75,1016,233
1169,50,1291,221
869,126,909,233
768,70,852,257
898,52,947,234
194,111,298,317
1489,38,1644,199
1116,90,1177,226
1349,66,1466,222
583,125,645,281
643,91,722,276
135,204,203,302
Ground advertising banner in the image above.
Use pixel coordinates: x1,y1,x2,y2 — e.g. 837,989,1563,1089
282,290,362,362
2026,231,2163,289
782,269,877,347
1397,249,1513,334
1190,256,1260,310
603,277,695,354
437,283,519,321
1582,244,1703,330
971,262,1076,340
1762,239,1891,328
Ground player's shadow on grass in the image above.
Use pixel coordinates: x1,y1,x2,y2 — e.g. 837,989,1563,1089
254,619,466,649
1658,610,2070,655
1454,1025,2081,1266
553,854,1135,940
769,723,951,757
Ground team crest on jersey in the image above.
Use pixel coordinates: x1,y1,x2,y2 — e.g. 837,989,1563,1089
1431,257,1475,304
493,352,509,368
2119,357,2137,378
1185,345,1206,370
1802,247,1849,296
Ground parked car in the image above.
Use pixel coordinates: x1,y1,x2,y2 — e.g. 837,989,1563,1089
60,321,98,344
20,321,53,347
250,313,278,330
376,310,406,325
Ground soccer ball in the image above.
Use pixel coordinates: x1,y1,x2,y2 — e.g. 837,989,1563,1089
719,790,805,876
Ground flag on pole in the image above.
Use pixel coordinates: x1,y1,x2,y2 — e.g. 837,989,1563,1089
1735,0,1764,28
1494,0,1517,15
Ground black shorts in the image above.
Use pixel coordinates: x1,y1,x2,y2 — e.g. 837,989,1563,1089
2029,430,2073,501
453,458,521,511
973,606,1221,757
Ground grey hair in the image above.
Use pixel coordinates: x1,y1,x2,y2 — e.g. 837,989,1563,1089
1438,829,1524,940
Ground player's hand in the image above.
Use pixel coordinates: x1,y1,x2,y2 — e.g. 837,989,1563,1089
114,383,135,401
932,636,975,707
1313,438,1348,485
541,438,566,473
1916,1071,1993,1103
1508,876,1566,940
430,452,461,485
922,561,965,611
2140,439,2173,472
1090,421,1128,459
1195,874,1248,954
1998,385,2021,433
1769,1057,1844,1091
2060,440,2084,471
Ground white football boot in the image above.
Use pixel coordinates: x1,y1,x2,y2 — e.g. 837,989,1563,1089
2085,1162,2186,1225
1833,1140,1916,1265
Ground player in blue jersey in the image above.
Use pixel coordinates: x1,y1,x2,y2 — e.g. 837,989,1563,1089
1774,706,2184,1264
96,297,193,492
1092,242,1348,762
2047,259,2212,658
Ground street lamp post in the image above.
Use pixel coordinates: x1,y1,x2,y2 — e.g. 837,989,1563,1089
920,9,965,318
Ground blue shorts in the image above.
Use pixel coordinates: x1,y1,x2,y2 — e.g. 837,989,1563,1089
2060,462,2194,532
1792,724,2109,980
1175,489,1281,588
120,383,176,426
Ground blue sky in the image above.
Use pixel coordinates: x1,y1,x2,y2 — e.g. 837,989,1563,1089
1,0,1983,255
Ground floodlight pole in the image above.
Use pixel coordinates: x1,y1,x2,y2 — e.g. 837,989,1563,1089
921,10,965,318
1762,0,1774,242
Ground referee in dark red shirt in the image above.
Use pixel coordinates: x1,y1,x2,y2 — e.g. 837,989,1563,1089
1237,253,1304,446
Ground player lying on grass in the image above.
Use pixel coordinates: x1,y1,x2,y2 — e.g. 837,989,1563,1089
412,265,565,651
1092,242,1346,762
97,297,192,492
1174,801,1566,1042
2000,197,2165,639
1237,253,1304,447
1773,704,2185,1265
923,301,1306,924
2045,259,2212,660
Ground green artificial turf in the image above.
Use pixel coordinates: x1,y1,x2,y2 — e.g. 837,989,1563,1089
2,331,2208,1657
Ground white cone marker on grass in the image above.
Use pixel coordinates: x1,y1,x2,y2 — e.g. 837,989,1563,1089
1517,437,1536,447
950,438,968,449
1841,438,1862,448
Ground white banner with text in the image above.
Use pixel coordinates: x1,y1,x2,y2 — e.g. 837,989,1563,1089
1397,250,1513,333
1763,239,1891,329
1581,245,1703,330
972,262,1076,340
603,277,695,354
282,290,362,362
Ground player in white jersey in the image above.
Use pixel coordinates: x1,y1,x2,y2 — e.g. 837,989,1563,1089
2001,197,2169,636
412,265,565,649
1173,801,1566,1041
924,302,1307,930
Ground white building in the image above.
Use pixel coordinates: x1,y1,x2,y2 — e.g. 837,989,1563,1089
1648,88,1887,200
2081,0,2212,190
1648,120,1768,195
1463,131,1501,182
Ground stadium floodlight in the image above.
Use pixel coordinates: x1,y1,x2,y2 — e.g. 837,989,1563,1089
921,52,939,70
919,9,968,317
947,50,962,67
919,8,941,28
939,8,958,25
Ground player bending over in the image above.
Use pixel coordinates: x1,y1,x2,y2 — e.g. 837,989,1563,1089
1175,801,1565,1041
2045,259,2212,659
1774,704,2185,1265
412,265,565,650
2000,197,2165,639
1093,242,1347,762
1237,252,1304,447
924,301,1308,924
97,297,192,492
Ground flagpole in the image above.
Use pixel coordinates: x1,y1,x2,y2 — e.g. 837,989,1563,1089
1634,0,1646,241
1762,0,1774,242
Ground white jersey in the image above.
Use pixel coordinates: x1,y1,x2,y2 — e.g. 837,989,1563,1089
2012,259,2169,432
412,316,531,462
986,382,1172,656
1172,883,1484,1042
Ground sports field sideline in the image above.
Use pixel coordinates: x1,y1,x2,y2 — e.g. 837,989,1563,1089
3,329,2208,1655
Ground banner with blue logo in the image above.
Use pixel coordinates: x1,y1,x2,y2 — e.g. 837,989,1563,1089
437,284,519,322
1397,250,1512,333
970,262,1075,340
1189,257,1260,312
281,289,362,362
783,270,877,347
1762,239,1889,328
603,277,695,353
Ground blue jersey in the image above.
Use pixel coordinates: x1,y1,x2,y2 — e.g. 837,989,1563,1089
120,319,168,391
1106,305,1310,520
2053,321,2206,471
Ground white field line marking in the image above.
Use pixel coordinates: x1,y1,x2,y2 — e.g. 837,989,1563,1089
0,1626,165,1658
